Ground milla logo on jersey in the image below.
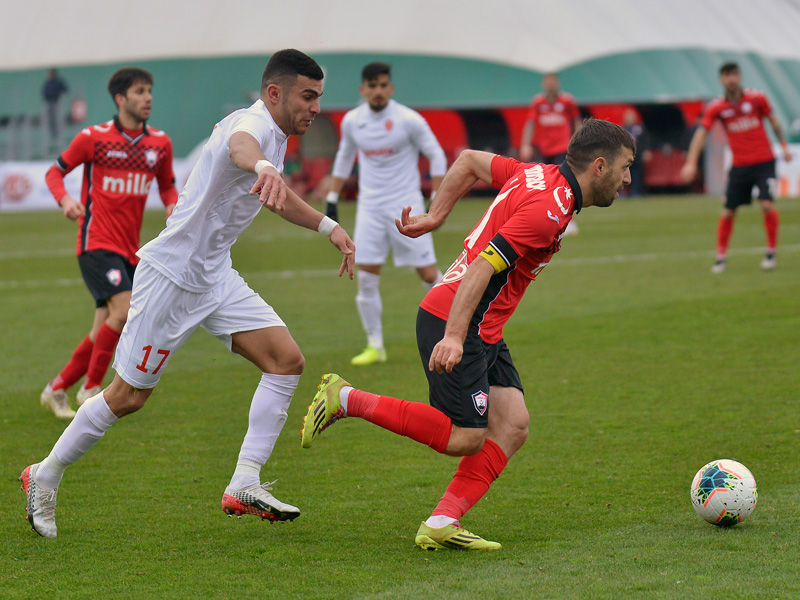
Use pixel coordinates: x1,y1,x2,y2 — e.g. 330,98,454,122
102,172,153,195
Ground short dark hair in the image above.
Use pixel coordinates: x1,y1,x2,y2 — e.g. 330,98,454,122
108,67,153,102
262,49,324,91
565,118,636,173
362,62,391,82
720,62,740,76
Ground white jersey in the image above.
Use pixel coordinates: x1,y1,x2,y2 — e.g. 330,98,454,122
331,99,446,206
138,99,288,292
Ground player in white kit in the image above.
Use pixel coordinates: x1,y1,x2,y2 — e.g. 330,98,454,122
325,62,447,366
20,49,356,538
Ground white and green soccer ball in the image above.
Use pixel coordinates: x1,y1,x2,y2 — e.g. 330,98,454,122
690,459,758,526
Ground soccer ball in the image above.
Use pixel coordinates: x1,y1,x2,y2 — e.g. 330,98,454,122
690,459,758,526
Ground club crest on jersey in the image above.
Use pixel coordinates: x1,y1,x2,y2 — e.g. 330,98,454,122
741,102,752,114
472,391,488,416
384,119,393,131
553,186,573,215
106,268,122,287
145,148,158,167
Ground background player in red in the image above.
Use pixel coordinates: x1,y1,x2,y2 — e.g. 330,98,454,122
41,67,177,418
519,73,582,235
302,119,635,550
681,61,792,273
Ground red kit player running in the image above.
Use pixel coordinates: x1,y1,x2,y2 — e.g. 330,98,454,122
302,119,635,550
681,61,792,273
41,68,177,419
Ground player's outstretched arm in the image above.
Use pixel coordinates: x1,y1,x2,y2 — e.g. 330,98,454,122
271,187,355,279
767,114,792,162
397,149,495,239
680,126,708,184
229,131,287,210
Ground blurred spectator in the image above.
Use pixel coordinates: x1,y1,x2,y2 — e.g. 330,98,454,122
622,109,652,197
42,68,69,148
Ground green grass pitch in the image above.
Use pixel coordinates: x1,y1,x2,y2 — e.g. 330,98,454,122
1,195,799,599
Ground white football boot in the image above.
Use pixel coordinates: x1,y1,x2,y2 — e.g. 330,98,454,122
19,464,59,538
40,383,76,419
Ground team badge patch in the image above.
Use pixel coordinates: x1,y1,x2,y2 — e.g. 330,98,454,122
385,119,393,131
145,148,158,167
472,390,488,416
106,268,122,286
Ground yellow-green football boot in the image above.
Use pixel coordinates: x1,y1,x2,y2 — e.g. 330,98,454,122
350,346,387,366
415,521,502,551
301,373,350,448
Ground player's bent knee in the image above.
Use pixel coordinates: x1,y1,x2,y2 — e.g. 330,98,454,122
445,426,487,456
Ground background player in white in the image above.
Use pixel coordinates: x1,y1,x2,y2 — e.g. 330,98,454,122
325,62,447,366
20,49,355,538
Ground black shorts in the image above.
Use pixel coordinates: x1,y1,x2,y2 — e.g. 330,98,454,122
725,160,776,209
416,308,524,428
77,250,136,308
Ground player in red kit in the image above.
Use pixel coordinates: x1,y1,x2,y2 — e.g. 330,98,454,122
681,62,792,273
302,119,635,550
520,73,582,236
41,67,177,418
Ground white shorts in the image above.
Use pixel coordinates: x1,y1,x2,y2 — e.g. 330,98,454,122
113,262,285,389
354,199,436,268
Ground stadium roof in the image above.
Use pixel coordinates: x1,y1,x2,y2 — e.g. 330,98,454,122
4,0,800,72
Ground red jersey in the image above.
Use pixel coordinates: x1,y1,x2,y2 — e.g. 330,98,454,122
526,92,580,157
45,117,177,264
700,88,774,167
420,157,582,344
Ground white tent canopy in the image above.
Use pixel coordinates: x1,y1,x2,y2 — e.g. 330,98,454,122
5,0,800,72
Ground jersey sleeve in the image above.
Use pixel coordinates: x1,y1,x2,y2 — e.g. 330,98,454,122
700,101,720,131
331,115,358,179
756,91,773,117
45,128,93,203
157,138,178,206
229,112,268,148
408,113,447,176
490,155,522,189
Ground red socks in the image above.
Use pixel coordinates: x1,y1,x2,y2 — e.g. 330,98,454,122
51,335,94,391
716,215,734,258
347,389,452,454
84,323,122,389
764,209,779,251
432,438,508,520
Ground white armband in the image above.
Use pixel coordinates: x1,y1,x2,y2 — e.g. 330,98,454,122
317,215,337,237
254,159,276,175
325,190,339,204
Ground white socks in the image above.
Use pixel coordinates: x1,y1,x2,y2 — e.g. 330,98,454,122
425,515,457,529
355,270,383,350
422,269,443,292
37,391,119,489
229,373,300,490
339,386,354,413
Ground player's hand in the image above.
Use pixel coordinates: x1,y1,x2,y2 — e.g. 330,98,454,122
250,165,287,211
325,201,339,223
395,205,441,238
60,195,84,220
519,144,534,163
680,163,697,184
428,335,463,374
164,203,177,220
329,225,355,280
783,147,792,163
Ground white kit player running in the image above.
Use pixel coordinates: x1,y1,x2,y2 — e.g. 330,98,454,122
325,62,447,366
20,49,355,538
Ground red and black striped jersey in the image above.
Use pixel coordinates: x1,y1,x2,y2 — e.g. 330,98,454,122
700,89,774,167
420,156,581,344
45,116,177,263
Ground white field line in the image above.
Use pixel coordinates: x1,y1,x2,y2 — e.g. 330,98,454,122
1,245,797,291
